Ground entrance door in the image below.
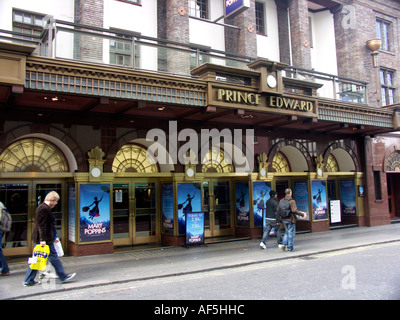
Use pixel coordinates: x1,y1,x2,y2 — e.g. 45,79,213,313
0,181,63,256
387,174,396,218
275,180,289,201
203,181,233,238
113,181,158,246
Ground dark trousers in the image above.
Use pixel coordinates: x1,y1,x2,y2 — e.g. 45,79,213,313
261,219,282,245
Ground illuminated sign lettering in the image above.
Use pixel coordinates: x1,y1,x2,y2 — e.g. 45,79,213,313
218,89,261,105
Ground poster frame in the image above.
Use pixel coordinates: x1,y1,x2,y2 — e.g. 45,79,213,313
185,211,205,246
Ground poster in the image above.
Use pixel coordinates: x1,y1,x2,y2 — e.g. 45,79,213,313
340,180,356,215
294,180,309,221
79,184,111,242
162,184,174,234
177,183,201,234
235,182,250,226
68,184,76,243
185,212,205,245
311,180,327,220
253,181,271,227
330,200,341,223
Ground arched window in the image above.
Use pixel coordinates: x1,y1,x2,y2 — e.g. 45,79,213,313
112,143,158,173
0,138,69,172
201,147,234,173
386,151,400,172
326,154,339,172
271,152,290,173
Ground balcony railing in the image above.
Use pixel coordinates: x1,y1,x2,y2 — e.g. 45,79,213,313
0,18,367,104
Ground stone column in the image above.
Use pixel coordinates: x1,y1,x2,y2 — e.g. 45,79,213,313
288,0,311,68
74,0,104,63
225,0,257,58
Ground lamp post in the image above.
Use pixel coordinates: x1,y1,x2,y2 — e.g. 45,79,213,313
366,39,382,104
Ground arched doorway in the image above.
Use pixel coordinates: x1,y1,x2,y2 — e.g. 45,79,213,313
385,150,400,219
112,143,160,246
202,147,234,238
0,137,71,256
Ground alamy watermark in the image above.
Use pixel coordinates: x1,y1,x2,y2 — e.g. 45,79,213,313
341,265,356,290
146,121,255,173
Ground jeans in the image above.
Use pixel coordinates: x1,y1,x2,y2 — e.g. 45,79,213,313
282,221,296,250
261,220,282,245
0,232,10,273
24,242,67,284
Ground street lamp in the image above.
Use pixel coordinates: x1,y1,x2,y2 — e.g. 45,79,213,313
366,38,382,67
366,39,382,104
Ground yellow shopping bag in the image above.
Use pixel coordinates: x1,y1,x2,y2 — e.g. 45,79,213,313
29,244,50,271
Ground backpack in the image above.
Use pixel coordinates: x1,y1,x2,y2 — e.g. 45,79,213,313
278,198,292,219
0,205,12,232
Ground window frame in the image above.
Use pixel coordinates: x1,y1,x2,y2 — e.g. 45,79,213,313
255,1,266,35
380,68,396,106
189,0,209,20
376,18,391,52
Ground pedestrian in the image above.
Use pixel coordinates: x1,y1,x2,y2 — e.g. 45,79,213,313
0,201,10,276
259,190,283,250
23,191,76,286
279,188,307,252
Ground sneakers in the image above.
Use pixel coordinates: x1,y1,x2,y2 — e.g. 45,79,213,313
0,271,10,276
23,281,40,287
23,273,76,287
60,273,76,283
259,242,266,250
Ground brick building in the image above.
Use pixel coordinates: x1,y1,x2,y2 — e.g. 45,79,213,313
0,0,399,257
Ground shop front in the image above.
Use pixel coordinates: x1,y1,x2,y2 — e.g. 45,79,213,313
1,44,399,256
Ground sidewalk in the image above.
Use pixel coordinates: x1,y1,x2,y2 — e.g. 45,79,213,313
1,223,400,300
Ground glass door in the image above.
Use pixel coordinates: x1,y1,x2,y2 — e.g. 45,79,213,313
113,181,158,246
203,180,233,238
0,183,29,255
275,180,289,201
1,181,64,256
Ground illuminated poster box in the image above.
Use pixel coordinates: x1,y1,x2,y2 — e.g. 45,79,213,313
225,0,250,18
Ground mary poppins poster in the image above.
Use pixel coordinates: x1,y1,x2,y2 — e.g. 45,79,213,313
80,184,111,242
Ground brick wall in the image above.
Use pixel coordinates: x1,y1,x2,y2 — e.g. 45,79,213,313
74,0,104,63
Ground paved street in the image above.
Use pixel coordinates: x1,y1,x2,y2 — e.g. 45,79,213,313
1,223,400,303
19,241,400,300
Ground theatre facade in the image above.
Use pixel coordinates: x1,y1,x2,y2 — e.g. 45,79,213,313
0,39,399,257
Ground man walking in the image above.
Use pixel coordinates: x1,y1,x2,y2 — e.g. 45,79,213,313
279,188,307,252
260,190,283,250
23,191,76,286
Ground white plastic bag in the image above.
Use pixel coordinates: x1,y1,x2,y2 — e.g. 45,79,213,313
54,240,64,257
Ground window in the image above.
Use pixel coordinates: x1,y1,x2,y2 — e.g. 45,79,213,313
373,171,382,200
12,9,44,42
189,0,208,19
109,30,140,68
255,2,266,35
380,69,395,106
376,19,391,51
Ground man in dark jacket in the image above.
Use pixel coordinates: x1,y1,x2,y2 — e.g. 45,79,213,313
23,191,76,286
259,190,283,250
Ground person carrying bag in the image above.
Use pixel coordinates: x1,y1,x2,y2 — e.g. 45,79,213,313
23,191,75,286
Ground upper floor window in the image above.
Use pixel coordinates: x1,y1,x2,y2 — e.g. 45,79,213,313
376,19,391,51
12,9,44,41
255,2,266,35
109,29,140,68
380,69,395,106
189,0,208,19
